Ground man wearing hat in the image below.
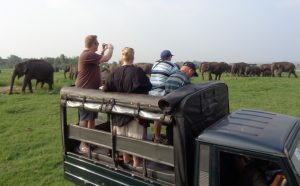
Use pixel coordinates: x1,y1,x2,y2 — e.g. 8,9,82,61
149,50,178,96
165,61,198,94
149,50,178,143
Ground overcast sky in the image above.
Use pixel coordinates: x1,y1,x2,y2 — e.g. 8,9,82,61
0,0,300,63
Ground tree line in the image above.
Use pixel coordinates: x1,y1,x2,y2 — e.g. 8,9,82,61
0,54,79,69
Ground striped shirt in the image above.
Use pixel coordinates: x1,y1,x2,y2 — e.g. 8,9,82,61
165,70,191,94
149,61,178,96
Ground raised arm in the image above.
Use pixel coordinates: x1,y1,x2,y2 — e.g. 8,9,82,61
99,43,114,63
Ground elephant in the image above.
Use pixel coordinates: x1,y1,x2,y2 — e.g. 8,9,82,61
134,63,153,75
245,65,261,77
260,64,271,77
200,62,230,80
35,79,45,89
271,61,297,78
9,59,54,94
35,78,53,89
69,64,78,80
226,64,232,73
231,62,248,77
64,64,78,80
262,70,272,77
109,63,118,73
199,62,212,80
99,67,111,86
63,64,71,79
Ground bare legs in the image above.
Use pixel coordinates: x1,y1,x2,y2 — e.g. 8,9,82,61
122,153,141,167
79,119,95,153
113,121,146,168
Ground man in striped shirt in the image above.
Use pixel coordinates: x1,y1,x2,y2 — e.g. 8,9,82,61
149,50,178,143
149,50,179,96
165,61,198,94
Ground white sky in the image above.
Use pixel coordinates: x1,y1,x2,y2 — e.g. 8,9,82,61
0,0,300,63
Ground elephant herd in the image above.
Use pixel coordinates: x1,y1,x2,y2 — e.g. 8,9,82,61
6,59,297,94
200,61,298,80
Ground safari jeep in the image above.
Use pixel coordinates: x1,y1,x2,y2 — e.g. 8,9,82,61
60,82,300,186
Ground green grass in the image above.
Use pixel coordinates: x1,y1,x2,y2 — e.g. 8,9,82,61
0,69,74,186
195,73,300,117
0,69,299,185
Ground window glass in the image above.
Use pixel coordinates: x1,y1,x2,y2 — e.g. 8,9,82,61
199,144,210,186
219,151,287,186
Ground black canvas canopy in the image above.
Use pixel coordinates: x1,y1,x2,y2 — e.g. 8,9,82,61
161,82,229,186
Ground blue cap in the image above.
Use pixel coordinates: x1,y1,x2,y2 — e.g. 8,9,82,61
160,50,173,61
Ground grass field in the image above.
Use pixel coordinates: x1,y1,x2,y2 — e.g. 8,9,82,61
0,68,299,185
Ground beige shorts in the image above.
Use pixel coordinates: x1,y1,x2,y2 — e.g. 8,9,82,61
115,120,146,140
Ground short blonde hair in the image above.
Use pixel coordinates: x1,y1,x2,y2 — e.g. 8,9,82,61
121,47,134,62
85,35,98,48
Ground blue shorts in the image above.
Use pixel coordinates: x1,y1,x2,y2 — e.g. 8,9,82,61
78,108,98,121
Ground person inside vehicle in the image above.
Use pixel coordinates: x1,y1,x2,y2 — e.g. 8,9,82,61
75,35,114,154
237,159,287,186
149,50,178,143
103,47,152,168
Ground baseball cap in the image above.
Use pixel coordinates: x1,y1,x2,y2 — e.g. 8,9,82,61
183,62,199,77
159,50,173,61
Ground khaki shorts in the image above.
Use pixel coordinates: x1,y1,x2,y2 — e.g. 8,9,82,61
115,120,146,140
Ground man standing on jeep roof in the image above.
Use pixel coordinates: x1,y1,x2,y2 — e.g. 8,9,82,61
75,35,114,154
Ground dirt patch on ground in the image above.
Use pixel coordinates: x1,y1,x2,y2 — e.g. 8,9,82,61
0,86,21,94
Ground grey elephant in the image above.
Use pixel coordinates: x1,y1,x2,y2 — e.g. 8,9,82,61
245,65,261,77
64,64,71,79
35,79,45,89
260,64,272,77
231,62,248,77
199,62,210,80
9,59,54,94
109,63,119,72
200,62,229,80
134,63,153,75
69,64,78,80
271,61,297,78
63,64,77,80
99,64,111,86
